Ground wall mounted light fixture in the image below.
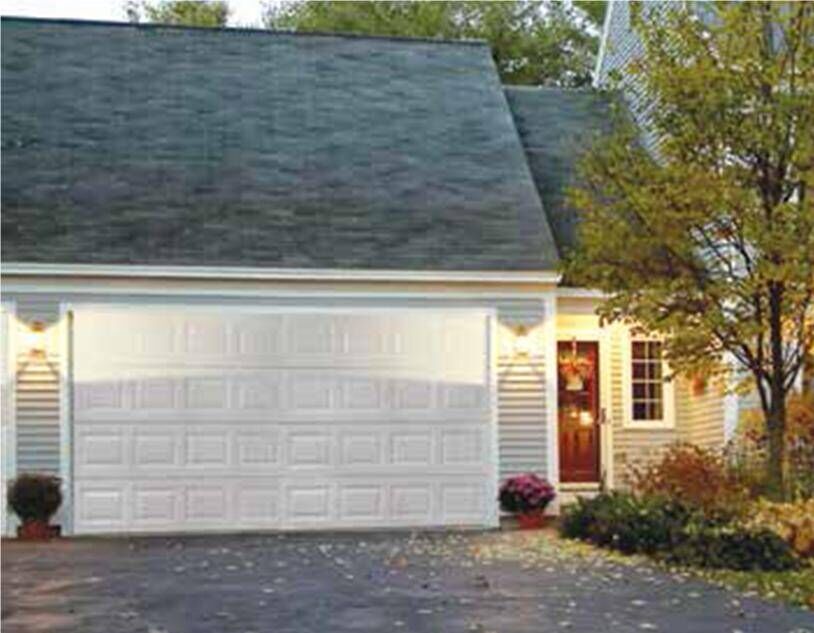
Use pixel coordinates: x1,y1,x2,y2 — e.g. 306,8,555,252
24,321,47,357
513,325,531,358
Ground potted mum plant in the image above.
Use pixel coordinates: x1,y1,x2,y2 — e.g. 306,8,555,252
7,473,62,540
499,473,556,529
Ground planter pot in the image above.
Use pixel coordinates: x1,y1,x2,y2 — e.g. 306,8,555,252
516,512,548,530
17,521,60,540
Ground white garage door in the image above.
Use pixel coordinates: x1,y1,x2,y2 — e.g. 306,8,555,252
71,307,497,534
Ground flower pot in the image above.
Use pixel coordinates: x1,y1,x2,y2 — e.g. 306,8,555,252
516,512,547,530
17,521,60,540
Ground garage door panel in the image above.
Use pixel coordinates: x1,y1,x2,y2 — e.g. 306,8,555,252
76,372,490,422
76,422,491,476
72,309,496,534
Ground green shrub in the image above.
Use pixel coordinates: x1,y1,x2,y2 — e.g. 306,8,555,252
560,492,800,571
7,473,62,524
667,520,799,571
560,492,690,555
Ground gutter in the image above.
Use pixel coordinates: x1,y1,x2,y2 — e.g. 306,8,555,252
1,263,562,285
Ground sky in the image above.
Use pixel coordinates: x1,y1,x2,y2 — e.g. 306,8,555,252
1,0,272,27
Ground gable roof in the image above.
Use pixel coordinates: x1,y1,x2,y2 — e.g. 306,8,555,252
505,86,614,255
1,17,559,272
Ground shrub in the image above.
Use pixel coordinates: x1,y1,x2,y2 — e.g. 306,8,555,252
499,473,556,514
560,492,800,571
7,473,62,524
560,492,690,555
668,519,799,571
746,498,814,558
630,443,749,519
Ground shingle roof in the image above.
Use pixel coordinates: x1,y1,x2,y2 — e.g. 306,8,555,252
505,86,614,255
1,17,559,272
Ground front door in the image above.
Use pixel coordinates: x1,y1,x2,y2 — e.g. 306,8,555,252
558,341,600,483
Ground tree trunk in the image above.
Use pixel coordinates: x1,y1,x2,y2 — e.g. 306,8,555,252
765,385,787,499
765,280,788,499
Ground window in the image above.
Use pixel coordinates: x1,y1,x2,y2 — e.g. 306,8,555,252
629,340,669,424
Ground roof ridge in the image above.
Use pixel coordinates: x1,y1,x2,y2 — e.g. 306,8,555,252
0,15,489,48
504,85,600,94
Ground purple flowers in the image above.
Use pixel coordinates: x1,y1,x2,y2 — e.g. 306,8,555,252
499,473,556,514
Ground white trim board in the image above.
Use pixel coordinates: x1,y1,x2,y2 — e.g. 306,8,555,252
542,292,560,514
2,262,561,285
1,301,17,536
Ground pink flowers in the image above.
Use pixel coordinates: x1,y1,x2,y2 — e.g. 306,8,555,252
499,473,556,514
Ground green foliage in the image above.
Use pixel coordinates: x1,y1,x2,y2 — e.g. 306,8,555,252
126,1,230,27
561,492,691,555
566,2,814,495
7,473,62,524
561,492,800,571
669,520,799,572
746,498,814,558
264,1,601,87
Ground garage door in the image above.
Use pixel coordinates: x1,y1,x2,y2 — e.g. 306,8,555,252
71,307,497,534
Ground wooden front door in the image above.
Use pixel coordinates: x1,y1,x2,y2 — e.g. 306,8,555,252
558,341,600,483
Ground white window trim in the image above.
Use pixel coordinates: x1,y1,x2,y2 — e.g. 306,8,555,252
622,332,675,430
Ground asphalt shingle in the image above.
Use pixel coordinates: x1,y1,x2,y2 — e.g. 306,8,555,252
505,86,615,256
2,17,560,271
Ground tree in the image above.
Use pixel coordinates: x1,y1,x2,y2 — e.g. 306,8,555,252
125,1,230,27
567,2,814,497
263,1,603,87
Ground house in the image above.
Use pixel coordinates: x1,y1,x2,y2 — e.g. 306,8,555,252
0,17,729,536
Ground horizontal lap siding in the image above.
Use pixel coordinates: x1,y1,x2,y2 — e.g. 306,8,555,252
14,298,61,475
677,378,725,449
496,299,548,480
4,290,551,491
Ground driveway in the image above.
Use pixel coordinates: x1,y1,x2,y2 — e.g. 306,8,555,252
2,530,812,633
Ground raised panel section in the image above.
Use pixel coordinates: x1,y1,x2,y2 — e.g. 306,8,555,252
391,484,432,520
133,487,176,523
441,429,483,465
287,486,330,521
79,431,125,467
77,487,125,523
339,433,381,466
186,433,229,466
236,432,279,466
237,487,279,522
288,433,331,467
185,378,228,409
290,375,333,410
134,431,178,467
393,381,433,410
138,379,176,410
391,433,433,466
339,486,382,520
185,486,227,521
441,483,484,519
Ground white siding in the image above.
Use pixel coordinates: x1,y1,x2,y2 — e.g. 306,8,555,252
13,298,61,474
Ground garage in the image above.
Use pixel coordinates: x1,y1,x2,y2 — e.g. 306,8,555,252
70,307,497,534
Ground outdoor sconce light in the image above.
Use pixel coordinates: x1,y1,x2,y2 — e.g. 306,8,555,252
513,325,531,358
24,321,47,358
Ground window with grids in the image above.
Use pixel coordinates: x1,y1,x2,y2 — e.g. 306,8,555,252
631,340,664,421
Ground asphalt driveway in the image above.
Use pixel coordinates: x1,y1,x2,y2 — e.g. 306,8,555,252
2,530,812,633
